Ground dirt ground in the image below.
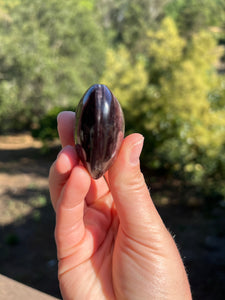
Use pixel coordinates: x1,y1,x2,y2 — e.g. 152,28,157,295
0,133,225,299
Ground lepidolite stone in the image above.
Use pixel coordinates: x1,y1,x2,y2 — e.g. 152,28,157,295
75,84,124,179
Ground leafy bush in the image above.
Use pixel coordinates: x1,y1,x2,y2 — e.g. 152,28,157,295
0,0,105,133
101,17,225,199
31,107,64,142
0,1,224,201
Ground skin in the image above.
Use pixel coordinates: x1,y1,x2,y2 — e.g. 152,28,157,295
49,111,192,300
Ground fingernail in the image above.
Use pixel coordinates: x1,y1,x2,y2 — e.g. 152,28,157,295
57,147,64,158
129,137,144,165
57,145,75,159
56,146,78,174
57,145,69,158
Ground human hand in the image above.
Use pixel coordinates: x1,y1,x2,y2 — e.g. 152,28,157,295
49,111,192,300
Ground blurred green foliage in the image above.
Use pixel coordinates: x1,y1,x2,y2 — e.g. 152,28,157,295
32,106,68,141
165,0,225,36
0,0,225,200
0,0,105,131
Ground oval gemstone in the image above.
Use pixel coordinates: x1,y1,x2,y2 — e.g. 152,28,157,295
75,84,125,179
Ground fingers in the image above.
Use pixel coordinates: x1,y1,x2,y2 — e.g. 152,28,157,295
85,176,111,207
49,144,91,258
108,133,167,241
49,146,79,210
57,111,75,147
55,165,91,259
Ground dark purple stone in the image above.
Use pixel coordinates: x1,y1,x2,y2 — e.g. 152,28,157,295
75,84,125,179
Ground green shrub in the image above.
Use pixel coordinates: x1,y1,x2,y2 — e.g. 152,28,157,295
31,106,73,142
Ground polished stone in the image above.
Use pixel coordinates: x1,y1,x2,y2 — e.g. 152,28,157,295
75,84,124,179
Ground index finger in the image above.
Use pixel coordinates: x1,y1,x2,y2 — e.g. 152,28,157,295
57,111,75,147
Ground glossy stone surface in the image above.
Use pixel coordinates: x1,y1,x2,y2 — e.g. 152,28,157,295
75,84,124,179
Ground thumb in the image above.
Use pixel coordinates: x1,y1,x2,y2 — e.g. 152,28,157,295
108,133,166,241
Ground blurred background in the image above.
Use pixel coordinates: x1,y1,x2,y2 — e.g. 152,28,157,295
0,0,224,299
